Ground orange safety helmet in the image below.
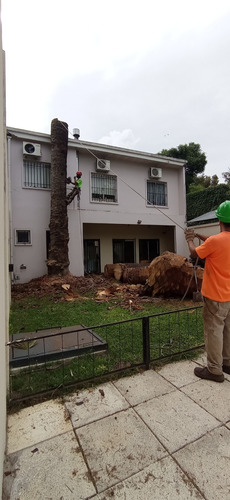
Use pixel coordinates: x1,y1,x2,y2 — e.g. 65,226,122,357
76,171,82,176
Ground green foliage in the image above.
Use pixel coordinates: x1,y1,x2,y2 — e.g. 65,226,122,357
211,175,219,187
188,174,219,194
189,174,219,193
160,142,207,192
188,184,205,194
186,183,230,221
222,169,230,185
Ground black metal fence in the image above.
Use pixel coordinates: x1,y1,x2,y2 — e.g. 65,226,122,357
7,306,204,403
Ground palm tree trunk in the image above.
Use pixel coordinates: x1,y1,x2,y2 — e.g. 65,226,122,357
47,118,70,276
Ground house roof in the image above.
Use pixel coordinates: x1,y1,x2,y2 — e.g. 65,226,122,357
188,210,218,224
7,126,187,169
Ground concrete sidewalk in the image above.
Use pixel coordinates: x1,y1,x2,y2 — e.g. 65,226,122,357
3,355,230,499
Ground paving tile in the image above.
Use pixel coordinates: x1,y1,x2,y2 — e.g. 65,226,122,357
193,352,206,366
224,370,230,381
7,400,72,454
113,369,174,405
76,408,167,493
64,382,129,428
174,426,230,500
97,456,204,499
135,390,219,453
3,431,96,500
182,378,230,422
157,360,200,387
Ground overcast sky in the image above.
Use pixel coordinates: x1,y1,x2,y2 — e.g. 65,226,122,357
2,0,230,180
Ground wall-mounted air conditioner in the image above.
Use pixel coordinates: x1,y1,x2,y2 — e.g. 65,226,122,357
149,167,162,179
23,142,41,156
96,159,110,172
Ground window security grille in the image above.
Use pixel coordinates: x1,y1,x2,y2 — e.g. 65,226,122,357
147,181,167,206
15,230,31,245
23,161,51,189
91,172,117,202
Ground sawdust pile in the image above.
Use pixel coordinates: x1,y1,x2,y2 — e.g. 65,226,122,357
11,273,154,310
11,252,204,306
11,274,116,300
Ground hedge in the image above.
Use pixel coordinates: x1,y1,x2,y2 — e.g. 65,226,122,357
186,184,230,221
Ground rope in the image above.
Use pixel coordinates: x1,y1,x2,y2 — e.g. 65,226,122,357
60,121,185,231
180,256,199,302
60,121,201,302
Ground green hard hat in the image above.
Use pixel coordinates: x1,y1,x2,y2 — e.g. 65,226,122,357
215,200,230,222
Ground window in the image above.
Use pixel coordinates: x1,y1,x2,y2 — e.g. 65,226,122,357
139,239,159,261
147,181,167,206
91,173,117,203
113,239,135,263
15,230,31,245
84,239,101,273
23,160,51,189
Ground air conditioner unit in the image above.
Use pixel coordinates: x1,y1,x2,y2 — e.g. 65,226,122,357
23,142,41,156
96,159,110,172
149,167,162,179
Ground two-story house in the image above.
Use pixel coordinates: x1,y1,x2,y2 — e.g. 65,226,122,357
7,126,187,284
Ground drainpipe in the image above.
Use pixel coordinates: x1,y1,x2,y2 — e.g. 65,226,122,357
7,134,14,284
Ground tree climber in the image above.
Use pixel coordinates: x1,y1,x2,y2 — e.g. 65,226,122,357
66,171,82,205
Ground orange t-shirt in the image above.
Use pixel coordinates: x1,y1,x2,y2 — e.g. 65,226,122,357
196,231,230,302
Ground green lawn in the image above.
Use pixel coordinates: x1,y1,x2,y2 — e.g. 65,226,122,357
9,295,204,401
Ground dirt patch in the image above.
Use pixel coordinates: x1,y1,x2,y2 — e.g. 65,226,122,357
11,273,200,310
11,274,114,300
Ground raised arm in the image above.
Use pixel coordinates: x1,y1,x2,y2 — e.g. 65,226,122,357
194,233,208,242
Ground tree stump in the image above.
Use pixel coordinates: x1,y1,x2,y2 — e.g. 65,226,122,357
143,251,203,298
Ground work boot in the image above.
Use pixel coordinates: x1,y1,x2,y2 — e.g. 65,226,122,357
194,366,224,382
223,365,230,375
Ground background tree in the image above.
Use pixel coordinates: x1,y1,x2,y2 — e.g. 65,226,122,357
211,174,219,187
47,118,70,276
159,142,207,192
222,169,230,185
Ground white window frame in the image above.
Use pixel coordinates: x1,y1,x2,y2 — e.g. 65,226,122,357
15,229,32,246
146,180,168,207
23,160,51,189
90,172,118,203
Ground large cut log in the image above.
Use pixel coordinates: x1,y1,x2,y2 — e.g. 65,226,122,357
143,251,203,298
103,263,126,281
104,263,149,283
123,266,149,284
104,264,118,278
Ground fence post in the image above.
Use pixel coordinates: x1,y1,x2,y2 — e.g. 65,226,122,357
142,316,150,369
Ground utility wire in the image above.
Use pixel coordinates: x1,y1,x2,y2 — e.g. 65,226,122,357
60,121,185,232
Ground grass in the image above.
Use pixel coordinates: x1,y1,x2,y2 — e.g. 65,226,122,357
9,295,204,402
9,295,177,335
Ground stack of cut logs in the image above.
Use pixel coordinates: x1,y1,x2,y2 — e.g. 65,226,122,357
104,251,203,298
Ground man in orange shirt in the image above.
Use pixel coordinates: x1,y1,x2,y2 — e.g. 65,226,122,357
186,200,230,382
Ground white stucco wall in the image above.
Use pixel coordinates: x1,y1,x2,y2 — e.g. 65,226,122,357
83,223,176,271
9,138,79,281
0,7,9,493
8,130,187,282
189,221,220,238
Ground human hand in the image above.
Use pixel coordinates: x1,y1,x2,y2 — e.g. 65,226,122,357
184,228,195,241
